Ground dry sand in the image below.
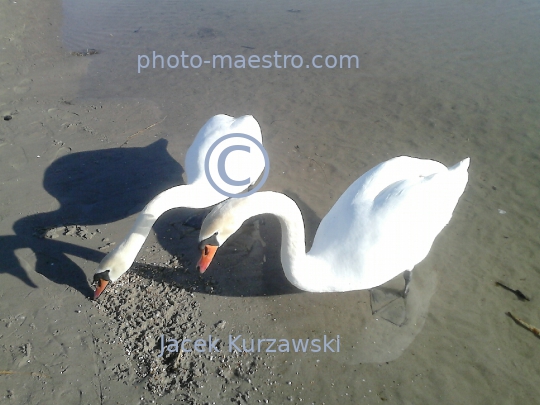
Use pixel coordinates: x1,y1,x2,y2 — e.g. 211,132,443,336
1,0,540,404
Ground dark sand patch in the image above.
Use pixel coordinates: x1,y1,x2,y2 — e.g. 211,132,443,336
92,259,278,403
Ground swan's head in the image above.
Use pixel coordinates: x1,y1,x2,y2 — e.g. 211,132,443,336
197,196,258,273
92,250,130,300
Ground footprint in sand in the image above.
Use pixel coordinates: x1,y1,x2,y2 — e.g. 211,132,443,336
13,78,32,94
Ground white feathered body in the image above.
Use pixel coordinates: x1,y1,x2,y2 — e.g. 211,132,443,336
300,156,470,291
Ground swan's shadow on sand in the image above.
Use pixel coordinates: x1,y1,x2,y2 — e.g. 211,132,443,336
1,138,318,298
0,139,184,297
0,132,318,298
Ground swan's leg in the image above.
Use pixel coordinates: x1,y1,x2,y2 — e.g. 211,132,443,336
370,271,412,326
402,270,412,298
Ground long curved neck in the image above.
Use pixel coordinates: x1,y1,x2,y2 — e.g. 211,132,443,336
110,183,225,272
270,195,309,286
241,193,325,291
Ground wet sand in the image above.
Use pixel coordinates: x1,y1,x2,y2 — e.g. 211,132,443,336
1,0,540,404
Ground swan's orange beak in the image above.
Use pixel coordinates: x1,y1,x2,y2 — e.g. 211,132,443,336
93,279,109,300
197,245,218,274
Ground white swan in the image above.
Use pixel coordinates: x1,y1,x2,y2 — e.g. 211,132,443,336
197,156,469,293
93,114,265,299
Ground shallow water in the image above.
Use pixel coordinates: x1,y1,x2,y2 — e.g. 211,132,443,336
59,0,540,402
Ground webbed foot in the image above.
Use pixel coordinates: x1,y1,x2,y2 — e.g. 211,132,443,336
370,270,412,327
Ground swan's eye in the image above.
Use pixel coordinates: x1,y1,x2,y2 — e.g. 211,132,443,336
93,270,111,283
198,232,220,251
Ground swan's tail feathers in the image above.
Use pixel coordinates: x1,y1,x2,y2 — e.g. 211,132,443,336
446,157,470,206
451,157,470,172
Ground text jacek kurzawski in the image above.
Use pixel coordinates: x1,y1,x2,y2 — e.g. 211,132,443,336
158,334,340,356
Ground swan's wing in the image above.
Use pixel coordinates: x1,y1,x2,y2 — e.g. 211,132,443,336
354,156,448,201
185,115,264,188
368,158,469,270
309,157,469,289
310,156,450,255
371,158,469,223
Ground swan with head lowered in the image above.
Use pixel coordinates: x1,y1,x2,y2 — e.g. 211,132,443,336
92,114,265,299
197,156,469,295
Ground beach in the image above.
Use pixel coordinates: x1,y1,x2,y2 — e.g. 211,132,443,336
1,0,540,403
